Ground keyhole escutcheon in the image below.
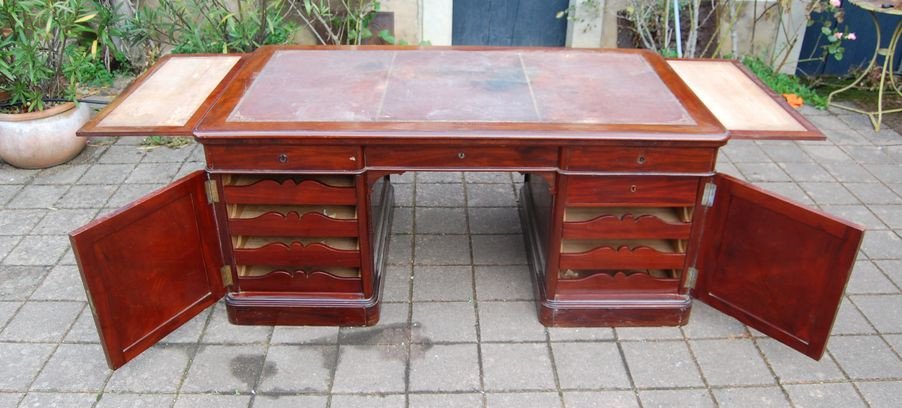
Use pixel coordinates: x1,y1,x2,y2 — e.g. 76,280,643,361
278,153,288,163
458,152,466,159
629,185,638,193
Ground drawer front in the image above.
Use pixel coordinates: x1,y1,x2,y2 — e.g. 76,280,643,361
564,147,716,173
567,176,699,206
206,145,361,171
366,146,558,169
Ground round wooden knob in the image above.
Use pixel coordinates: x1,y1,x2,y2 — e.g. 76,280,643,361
278,153,288,163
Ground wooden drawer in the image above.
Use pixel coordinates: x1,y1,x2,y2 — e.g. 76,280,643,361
559,239,687,270
562,207,693,240
232,237,361,267
236,265,362,293
557,270,681,294
366,145,558,169
227,205,358,237
564,147,716,173
222,175,357,206
206,145,361,171
567,176,699,207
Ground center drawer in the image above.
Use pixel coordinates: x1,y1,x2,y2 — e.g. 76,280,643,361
365,145,558,169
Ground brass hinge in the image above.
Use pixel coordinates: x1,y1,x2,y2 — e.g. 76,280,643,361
701,182,717,208
684,267,699,289
204,179,219,204
220,265,233,287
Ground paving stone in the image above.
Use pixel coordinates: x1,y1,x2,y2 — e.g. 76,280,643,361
752,182,814,205
547,326,615,341
417,171,463,183
104,183,165,208
339,303,408,346
621,341,703,388
690,339,774,386
820,161,878,183
0,165,38,184
553,342,630,389
0,185,22,206
96,393,175,408
392,183,413,206
126,162,180,184
416,183,465,207
63,307,100,343
2,235,69,265
142,144,194,162
78,163,135,184
0,393,22,408
722,141,771,163
331,345,407,393
391,207,413,234
468,207,521,234
478,301,546,342
639,389,714,408
258,345,334,393
387,234,413,265
410,302,477,343
181,344,267,393
329,394,404,408
201,303,272,344
467,183,517,207
682,302,748,339
715,161,743,178
799,182,860,205
30,209,98,235
413,234,470,265
846,261,898,294
30,265,87,301
0,301,82,342
55,184,116,208
0,301,21,330
485,392,561,408
563,391,639,408
736,162,791,182
844,145,897,164
32,165,89,185
821,205,887,230
6,185,69,209
778,162,834,182
105,344,192,393
409,343,480,391
711,387,789,407
18,392,96,408
481,343,555,391
757,338,845,383
0,266,46,300
270,325,339,344
471,234,526,265
850,295,902,333
173,394,252,408
856,380,902,408
251,395,328,408
412,265,473,301
800,144,852,162
391,171,414,183
758,141,813,163
415,207,467,234
825,127,874,146
864,164,902,184
811,113,856,131
0,343,55,391
474,265,532,301
831,298,876,334
870,205,902,229
175,161,205,179
410,393,482,408
98,145,144,164
382,265,411,302
615,326,684,340
31,344,111,392
465,172,512,183
0,236,22,265
861,230,902,259
829,335,902,379
157,306,211,344
876,260,902,289
846,183,902,204
785,383,866,408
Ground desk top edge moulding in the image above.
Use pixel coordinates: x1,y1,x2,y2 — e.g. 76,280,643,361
70,46,862,370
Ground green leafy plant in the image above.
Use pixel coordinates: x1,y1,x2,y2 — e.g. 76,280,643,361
0,0,115,112
141,135,192,148
807,0,854,61
743,56,827,109
288,0,382,45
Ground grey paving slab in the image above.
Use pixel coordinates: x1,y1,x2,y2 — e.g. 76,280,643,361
0,266,46,300
757,141,813,163
95,393,175,408
828,335,902,380
391,171,414,183
103,183,165,208
690,339,775,386
876,260,902,289
784,383,866,408
0,185,22,206
468,207,522,234
55,184,116,208
752,182,814,205
864,164,902,184
30,265,88,301
104,344,193,393
257,345,335,393
711,387,789,408
417,171,463,183
552,342,630,389
63,307,101,343
391,207,413,234
125,162,180,184
821,204,887,230
339,303,408,346
180,344,267,393
141,144,194,162
778,162,834,182
0,301,21,330
392,183,414,206
415,183,465,207
251,395,328,408
465,171,513,183
158,307,211,344
481,343,556,391
329,394,404,408
474,265,533,301
485,392,561,408
563,391,640,408
0,165,38,184
31,344,112,392
478,301,546,342
850,294,902,333
615,326,683,340
270,325,339,344
831,298,877,335
0,301,82,342
0,393,22,408
2,235,69,266
0,236,20,264
547,326,615,342
410,302,477,343
382,265,412,302
413,234,470,265
820,161,878,183
621,341,704,388
173,394,252,408
415,207,467,234
410,393,483,408
201,303,272,344
639,389,714,408
799,182,860,205
0,343,56,391
411,265,473,301
97,145,145,164
722,141,771,163
870,205,902,229
856,380,902,408
861,230,902,259
5,185,69,209
30,209,98,235
471,234,527,265
845,261,897,295
409,343,481,392
466,183,517,207
77,163,135,184
736,162,791,182
846,182,902,205
18,392,97,408
387,234,413,265
681,302,748,339
331,345,407,393
757,338,845,383
32,165,89,185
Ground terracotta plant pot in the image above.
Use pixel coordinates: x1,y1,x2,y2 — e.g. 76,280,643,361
0,102,90,169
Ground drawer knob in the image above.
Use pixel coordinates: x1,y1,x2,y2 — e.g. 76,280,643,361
458,152,466,159
636,155,646,164
278,153,288,163
629,184,638,193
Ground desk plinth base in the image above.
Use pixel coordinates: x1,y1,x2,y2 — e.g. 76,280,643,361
518,182,692,327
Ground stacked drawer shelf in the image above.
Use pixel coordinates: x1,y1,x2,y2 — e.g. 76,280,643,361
222,174,364,295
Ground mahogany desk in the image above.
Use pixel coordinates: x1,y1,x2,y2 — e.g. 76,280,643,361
71,46,864,369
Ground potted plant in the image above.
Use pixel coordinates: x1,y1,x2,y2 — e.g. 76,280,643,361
0,0,111,169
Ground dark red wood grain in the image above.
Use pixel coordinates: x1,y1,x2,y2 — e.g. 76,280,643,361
237,269,362,293
228,211,358,237
557,272,680,294
223,179,357,205
566,176,699,207
563,146,717,172
560,245,687,270
562,214,692,240
233,242,361,267
365,145,558,170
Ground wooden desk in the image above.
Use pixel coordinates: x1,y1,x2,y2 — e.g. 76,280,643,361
71,47,863,369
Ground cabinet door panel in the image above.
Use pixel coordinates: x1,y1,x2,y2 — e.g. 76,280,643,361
70,171,223,369
697,174,863,360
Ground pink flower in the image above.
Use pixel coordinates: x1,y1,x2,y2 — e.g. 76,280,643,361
834,32,844,39
846,32,857,40
830,0,841,7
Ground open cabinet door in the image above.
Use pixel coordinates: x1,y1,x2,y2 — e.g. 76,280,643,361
696,174,864,360
70,171,224,369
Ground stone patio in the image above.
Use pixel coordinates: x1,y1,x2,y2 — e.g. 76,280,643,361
0,106,901,407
